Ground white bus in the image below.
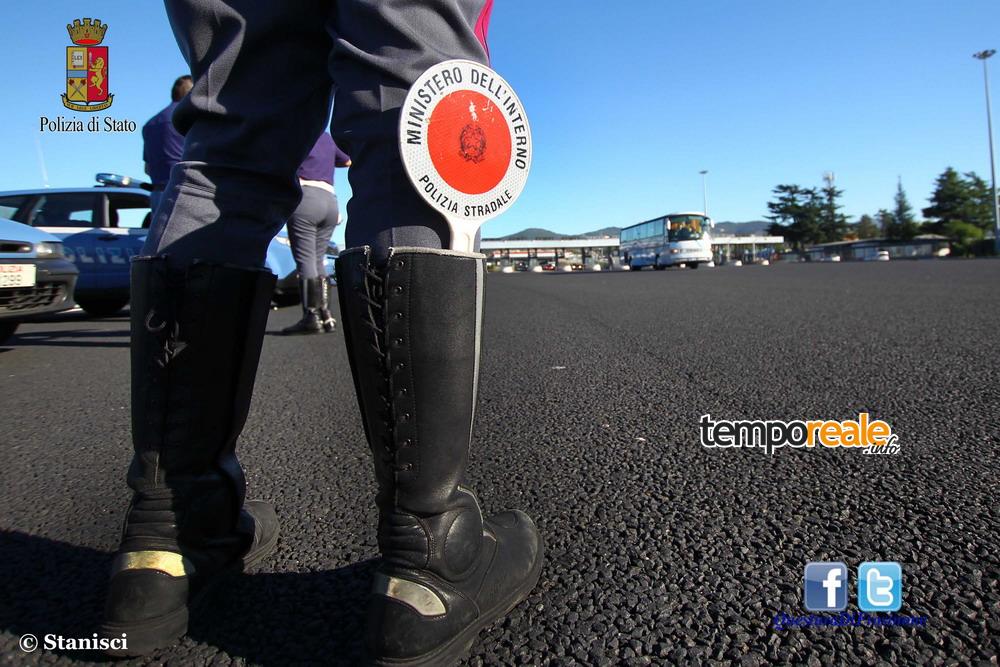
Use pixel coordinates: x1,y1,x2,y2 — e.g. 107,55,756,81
620,212,714,270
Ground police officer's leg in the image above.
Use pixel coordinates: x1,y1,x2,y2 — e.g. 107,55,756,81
314,192,339,332
148,190,162,217
282,186,327,335
100,0,336,656
313,192,338,280
331,3,544,664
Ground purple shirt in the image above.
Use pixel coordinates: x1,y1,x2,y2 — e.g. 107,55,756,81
297,132,351,185
142,102,185,187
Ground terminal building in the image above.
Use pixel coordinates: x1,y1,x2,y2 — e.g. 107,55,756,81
481,235,785,269
805,235,951,261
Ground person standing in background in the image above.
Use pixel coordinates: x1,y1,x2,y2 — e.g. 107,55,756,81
282,131,351,335
142,75,192,212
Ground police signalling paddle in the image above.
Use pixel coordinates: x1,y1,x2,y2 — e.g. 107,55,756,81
399,59,531,252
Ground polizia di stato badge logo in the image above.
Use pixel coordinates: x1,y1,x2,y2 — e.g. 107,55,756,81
62,18,113,112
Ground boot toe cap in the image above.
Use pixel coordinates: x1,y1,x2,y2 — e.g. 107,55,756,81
240,500,280,570
103,569,190,623
486,509,543,578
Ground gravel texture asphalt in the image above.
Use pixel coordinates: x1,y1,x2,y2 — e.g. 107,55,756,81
0,259,998,666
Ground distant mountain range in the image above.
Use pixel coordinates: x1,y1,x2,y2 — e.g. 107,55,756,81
486,221,770,241
713,221,771,235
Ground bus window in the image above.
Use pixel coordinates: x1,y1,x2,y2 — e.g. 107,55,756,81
668,215,705,242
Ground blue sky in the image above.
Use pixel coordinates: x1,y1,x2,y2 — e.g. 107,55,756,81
5,1,999,245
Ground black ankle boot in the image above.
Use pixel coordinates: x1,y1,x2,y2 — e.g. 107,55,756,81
318,276,337,332
336,247,543,666
282,276,324,335
99,257,280,656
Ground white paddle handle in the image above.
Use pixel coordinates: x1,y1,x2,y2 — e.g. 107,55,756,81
449,223,477,253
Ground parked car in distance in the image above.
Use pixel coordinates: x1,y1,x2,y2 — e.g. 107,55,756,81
0,217,78,343
540,262,557,271
0,174,325,316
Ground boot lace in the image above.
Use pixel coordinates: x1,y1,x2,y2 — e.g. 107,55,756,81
358,262,409,473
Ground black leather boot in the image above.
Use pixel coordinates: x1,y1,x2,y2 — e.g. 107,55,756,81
318,275,337,332
281,276,324,335
336,247,543,666
99,257,280,656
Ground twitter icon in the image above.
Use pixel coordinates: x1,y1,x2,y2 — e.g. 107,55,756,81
858,562,902,612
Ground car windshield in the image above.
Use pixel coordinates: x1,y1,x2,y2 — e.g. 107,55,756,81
667,215,706,242
0,195,29,221
29,193,98,228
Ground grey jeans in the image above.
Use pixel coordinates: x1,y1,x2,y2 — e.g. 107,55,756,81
143,0,492,268
287,186,339,280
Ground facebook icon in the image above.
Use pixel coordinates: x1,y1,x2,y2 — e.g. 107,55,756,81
858,562,903,612
804,562,848,611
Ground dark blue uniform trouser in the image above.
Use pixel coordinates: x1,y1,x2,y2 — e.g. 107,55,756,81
143,0,492,268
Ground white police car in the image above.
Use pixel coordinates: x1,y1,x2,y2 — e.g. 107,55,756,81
0,216,78,343
0,174,328,316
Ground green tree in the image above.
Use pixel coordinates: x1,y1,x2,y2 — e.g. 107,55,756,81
766,184,822,249
943,220,985,257
922,167,996,232
890,179,920,240
854,214,879,239
963,172,996,230
819,184,849,242
922,168,966,233
876,209,896,237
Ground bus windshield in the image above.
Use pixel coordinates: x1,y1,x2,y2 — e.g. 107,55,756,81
667,215,707,242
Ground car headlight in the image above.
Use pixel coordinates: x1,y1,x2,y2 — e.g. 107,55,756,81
670,248,680,254
35,241,64,258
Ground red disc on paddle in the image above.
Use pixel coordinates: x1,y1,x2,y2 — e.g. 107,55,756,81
427,90,512,195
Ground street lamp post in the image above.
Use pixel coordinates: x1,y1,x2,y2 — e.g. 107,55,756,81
699,170,709,216
973,49,1000,255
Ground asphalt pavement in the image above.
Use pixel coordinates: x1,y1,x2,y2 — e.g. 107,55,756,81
1,260,998,666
